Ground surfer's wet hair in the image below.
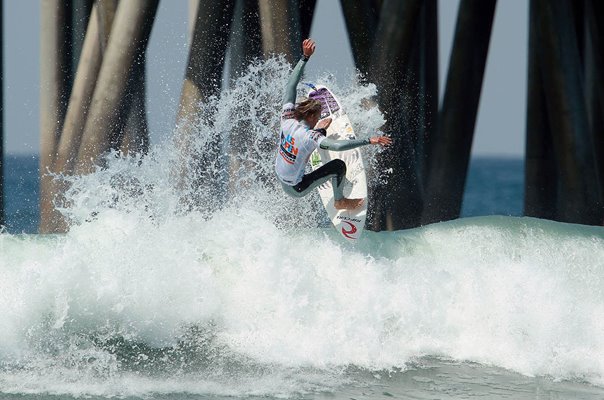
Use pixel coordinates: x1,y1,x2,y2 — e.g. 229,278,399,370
294,98,322,121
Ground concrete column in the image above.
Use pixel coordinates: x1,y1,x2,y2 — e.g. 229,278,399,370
417,0,438,189
524,0,558,220
339,0,379,77
174,0,236,209
421,0,497,225
258,0,301,62
55,3,103,175
229,0,262,81
177,0,235,127
76,0,159,174
39,0,73,233
366,0,423,231
585,0,604,224
299,0,316,39
535,0,602,224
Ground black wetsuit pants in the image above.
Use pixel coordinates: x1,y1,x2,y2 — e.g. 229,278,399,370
281,159,346,201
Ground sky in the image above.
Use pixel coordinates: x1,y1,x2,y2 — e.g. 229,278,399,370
4,0,527,157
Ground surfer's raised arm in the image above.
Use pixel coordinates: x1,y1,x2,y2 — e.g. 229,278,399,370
282,39,316,105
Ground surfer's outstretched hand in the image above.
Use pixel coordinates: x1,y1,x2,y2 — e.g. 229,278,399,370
370,136,393,147
302,38,316,58
315,117,332,130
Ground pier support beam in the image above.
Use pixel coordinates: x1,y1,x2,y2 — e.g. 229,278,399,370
175,0,235,209
300,0,316,39
416,0,439,188
585,0,604,224
340,0,379,77
39,0,73,233
55,3,104,176
366,0,423,231
229,0,262,81
76,0,158,174
119,60,149,156
525,0,557,220
535,0,602,224
258,0,302,62
421,0,497,225
177,0,235,128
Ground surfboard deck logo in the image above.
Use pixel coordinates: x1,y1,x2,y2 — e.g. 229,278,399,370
307,84,368,242
341,221,358,239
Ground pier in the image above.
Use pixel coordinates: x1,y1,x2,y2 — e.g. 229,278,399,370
1,0,601,233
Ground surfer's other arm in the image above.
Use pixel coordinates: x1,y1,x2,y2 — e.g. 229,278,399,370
319,132,393,151
282,39,316,105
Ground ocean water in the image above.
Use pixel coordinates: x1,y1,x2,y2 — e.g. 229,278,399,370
2,155,524,235
1,58,603,400
3,154,40,234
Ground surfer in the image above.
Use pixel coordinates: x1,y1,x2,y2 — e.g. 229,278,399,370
275,39,392,210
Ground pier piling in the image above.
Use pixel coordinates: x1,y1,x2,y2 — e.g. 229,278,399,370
30,0,604,233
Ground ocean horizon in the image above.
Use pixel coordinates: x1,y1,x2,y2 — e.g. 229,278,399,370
2,153,525,234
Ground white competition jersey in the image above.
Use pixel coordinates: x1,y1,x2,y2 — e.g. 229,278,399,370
275,102,325,185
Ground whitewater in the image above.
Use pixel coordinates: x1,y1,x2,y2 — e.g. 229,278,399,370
1,58,604,399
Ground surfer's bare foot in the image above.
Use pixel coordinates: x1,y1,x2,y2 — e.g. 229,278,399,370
334,198,364,210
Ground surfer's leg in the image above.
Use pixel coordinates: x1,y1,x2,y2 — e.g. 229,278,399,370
318,160,364,210
281,182,307,198
283,160,363,209
284,159,346,198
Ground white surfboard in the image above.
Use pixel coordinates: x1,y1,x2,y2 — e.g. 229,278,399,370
307,84,368,241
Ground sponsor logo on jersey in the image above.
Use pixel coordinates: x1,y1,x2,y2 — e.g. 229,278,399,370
278,132,298,164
